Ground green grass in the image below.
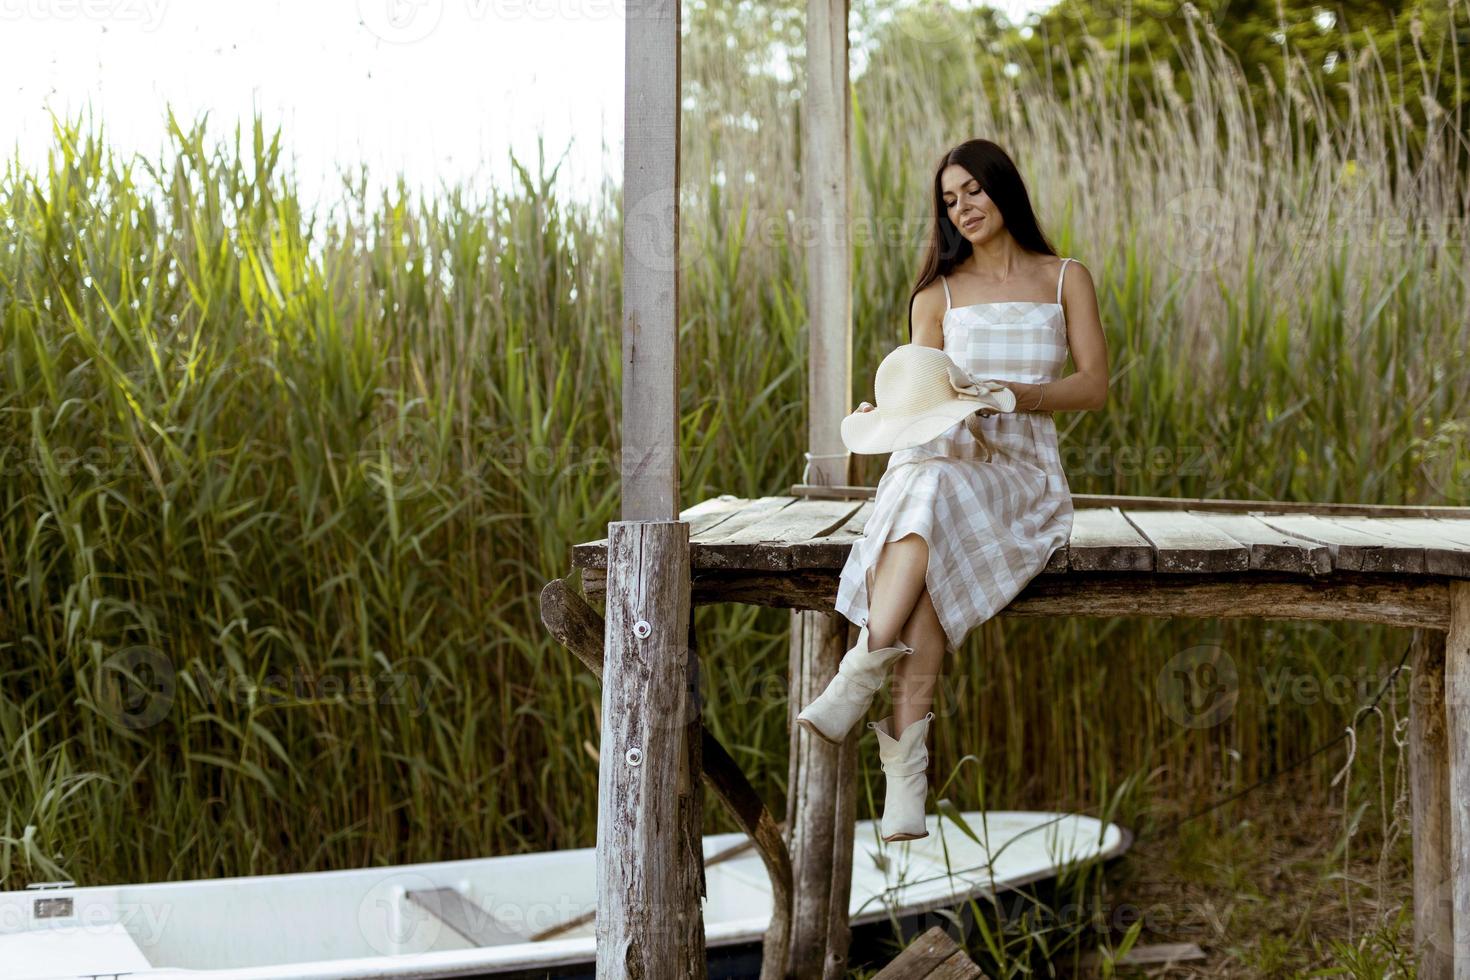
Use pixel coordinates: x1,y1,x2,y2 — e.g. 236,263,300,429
1,4,1467,974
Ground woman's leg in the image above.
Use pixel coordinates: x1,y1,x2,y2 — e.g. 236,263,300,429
863,532,930,651
890,588,946,733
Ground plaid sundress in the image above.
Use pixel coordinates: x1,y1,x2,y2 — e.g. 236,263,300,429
834,257,1077,654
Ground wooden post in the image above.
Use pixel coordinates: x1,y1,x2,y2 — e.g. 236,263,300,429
1409,627,1453,979
597,521,705,978
786,612,859,978
602,1,700,974
1445,581,1470,977
787,0,856,974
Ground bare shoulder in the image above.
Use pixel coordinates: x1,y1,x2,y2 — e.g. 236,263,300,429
909,277,947,348
1059,256,1095,289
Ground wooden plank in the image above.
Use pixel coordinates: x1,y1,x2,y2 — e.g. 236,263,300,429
871,925,984,979
1388,517,1470,549
603,570,1458,631
619,0,682,522
1187,511,1332,574
571,495,760,568
1121,509,1250,573
790,501,876,571
1408,628,1454,979
1254,514,1427,573
1067,507,1154,572
719,498,864,548
1446,581,1470,977
1317,516,1470,577
788,484,1470,518
693,496,799,544
597,520,705,977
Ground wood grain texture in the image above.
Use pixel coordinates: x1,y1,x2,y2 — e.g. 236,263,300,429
620,0,682,522
1445,581,1470,978
596,520,706,978
870,925,984,979
786,610,859,980
572,496,1470,579
539,576,792,979
1408,628,1454,980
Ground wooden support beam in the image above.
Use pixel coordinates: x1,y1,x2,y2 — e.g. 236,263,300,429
1446,581,1470,977
596,520,705,977
1409,627,1453,979
580,568,1453,631
786,611,858,979
539,576,793,980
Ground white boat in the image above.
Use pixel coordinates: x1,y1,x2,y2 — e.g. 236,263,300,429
0,810,1130,979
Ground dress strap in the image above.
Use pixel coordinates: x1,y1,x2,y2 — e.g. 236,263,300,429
940,275,952,311
1055,257,1072,305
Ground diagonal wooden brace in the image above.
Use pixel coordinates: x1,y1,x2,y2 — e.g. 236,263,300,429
540,577,794,980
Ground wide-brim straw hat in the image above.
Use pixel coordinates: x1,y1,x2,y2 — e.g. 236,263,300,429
841,344,1017,455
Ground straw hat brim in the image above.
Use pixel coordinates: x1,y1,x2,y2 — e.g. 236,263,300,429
841,392,1013,455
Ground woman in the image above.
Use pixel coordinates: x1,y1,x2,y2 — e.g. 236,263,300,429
797,139,1109,841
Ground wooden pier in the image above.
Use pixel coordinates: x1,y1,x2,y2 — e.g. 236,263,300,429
575,2,1468,975
547,489,1470,977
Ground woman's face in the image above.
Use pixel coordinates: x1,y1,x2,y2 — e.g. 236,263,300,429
941,165,1000,243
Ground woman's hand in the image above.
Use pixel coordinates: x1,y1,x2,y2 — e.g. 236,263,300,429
855,401,876,413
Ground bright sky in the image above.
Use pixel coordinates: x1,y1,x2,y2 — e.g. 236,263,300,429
2,0,1056,213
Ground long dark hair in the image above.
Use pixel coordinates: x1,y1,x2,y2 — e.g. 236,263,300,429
907,139,1057,342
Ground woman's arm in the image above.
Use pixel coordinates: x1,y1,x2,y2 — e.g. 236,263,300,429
1004,260,1109,412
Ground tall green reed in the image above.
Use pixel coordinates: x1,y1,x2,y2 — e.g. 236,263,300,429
0,6,1464,918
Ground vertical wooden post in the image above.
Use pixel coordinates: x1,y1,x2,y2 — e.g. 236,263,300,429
1409,627,1453,979
786,613,858,978
597,521,705,978
788,0,856,974
604,0,701,975
1444,581,1470,977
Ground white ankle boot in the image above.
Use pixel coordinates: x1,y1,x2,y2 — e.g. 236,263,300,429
796,625,914,744
868,712,934,842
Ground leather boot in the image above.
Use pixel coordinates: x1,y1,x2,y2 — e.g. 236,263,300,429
796,625,914,744
868,711,934,842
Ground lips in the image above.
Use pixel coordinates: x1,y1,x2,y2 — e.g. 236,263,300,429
962,216,982,230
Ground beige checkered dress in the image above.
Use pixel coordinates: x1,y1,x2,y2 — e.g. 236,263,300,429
834,257,1077,654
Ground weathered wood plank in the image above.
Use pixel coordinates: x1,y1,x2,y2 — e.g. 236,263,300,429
580,570,1460,630
1446,581,1470,977
717,498,864,548
597,520,706,977
1318,516,1470,577
1067,507,1154,571
1121,509,1250,572
1408,628,1454,979
790,501,876,570
693,495,800,543
1186,511,1333,574
871,925,984,979
1253,513,1428,573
